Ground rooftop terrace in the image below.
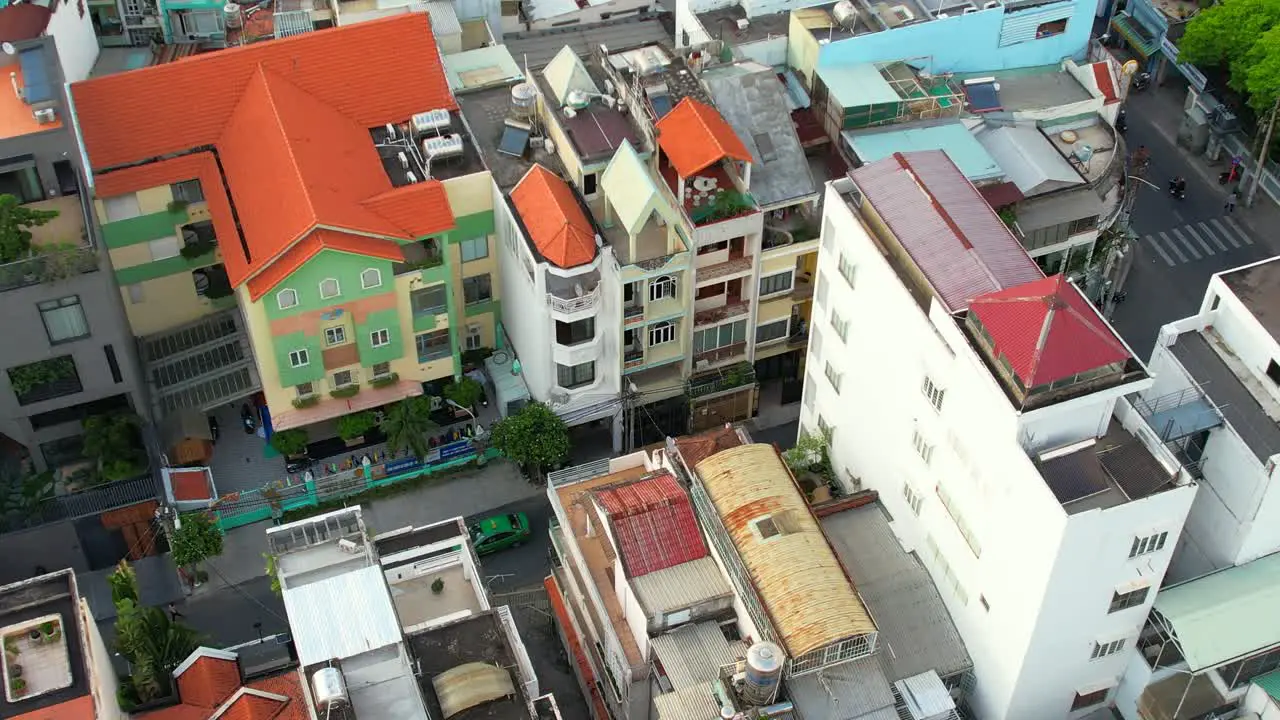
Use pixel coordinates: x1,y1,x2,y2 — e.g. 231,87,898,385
1221,258,1280,341
1036,415,1185,514
407,611,533,720
0,48,60,142
458,83,565,190
0,571,87,718
793,0,996,42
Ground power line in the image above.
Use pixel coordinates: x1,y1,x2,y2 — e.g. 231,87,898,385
202,560,289,625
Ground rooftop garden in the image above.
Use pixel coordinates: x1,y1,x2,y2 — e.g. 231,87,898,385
0,194,96,292
690,189,757,226
3,615,72,703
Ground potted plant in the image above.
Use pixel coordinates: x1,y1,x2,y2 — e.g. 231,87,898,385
40,620,59,643
431,577,445,594
27,628,39,642
10,676,26,697
270,428,309,457
8,663,21,678
337,411,376,447
4,635,17,657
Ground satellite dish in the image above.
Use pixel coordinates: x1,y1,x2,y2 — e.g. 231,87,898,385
1,43,15,56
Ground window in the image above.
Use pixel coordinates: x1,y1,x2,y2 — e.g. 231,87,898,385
922,376,945,411
583,172,599,196
824,362,842,393
39,296,89,343
1067,216,1098,236
1035,18,1067,38
923,533,969,606
319,278,340,299
460,236,489,263
277,289,298,310
902,482,923,516
846,183,864,208
1071,689,1109,711
171,180,204,203
556,318,595,346
1129,531,1168,558
1091,639,1126,660
810,325,823,358
822,218,835,251
557,361,595,389
360,268,382,289
103,194,141,222
838,253,857,288
1267,360,1280,386
411,285,447,316
912,428,934,465
815,272,828,306
649,275,675,302
332,370,353,387
370,329,390,347
416,329,450,362
936,481,982,557
295,383,314,396
324,326,347,346
830,309,849,343
127,284,145,304
756,319,788,344
289,349,309,368
692,320,747,354
697,240,729,255
759,271,793,296
1220,646,1280,690
104,345,122,384
1109,586,1150,613
463,274,492,304
466,324,483,351
649,321,676,346
148,235,181,261
817,414,832,436
372,362,391,378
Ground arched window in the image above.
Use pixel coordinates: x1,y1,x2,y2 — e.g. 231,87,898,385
649,275,675,302
277,288,299,309
361,268,383,289
648,321,675,346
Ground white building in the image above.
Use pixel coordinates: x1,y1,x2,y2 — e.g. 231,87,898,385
803,150,1198,720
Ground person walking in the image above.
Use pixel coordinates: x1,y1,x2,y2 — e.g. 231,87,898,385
1225,189,1240,213
168,603,184,621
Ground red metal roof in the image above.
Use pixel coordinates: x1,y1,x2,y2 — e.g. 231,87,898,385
655,98,753,178
969,274,1131,387
593,472,708,578
1092,62,1119,104
850,150,1044,312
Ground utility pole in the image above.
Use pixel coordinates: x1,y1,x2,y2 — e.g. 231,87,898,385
1246,95,1280,208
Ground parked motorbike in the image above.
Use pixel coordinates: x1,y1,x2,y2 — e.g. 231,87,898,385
241,403,257,434
208,415,220,443
1132,72,1151,92
1116,109,1127,134
1168,177,1187,200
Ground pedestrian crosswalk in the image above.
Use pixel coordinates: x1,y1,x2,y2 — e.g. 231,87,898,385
1143,217,1254,267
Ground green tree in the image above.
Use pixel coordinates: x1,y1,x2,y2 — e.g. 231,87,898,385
1178,0,1280,106
269,428,309,456
83,412,145,484
113,599,203,703
1244,25,1280,111
171,512,223,571
107,560,139,606
380,396,437,460
488,402,569,484
443,377,484,410
0,194,58,263
337,411,377,442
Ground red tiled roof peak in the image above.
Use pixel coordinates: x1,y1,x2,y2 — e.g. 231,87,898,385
969,274,1131,388
511,165,597,269
592,472,708,578
175,654,241,709
655,98,752,178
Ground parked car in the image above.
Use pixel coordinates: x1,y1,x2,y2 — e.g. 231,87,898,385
469,513,531,556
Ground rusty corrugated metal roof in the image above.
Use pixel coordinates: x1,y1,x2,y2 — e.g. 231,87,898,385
695,445,875,657
851,150,1043,312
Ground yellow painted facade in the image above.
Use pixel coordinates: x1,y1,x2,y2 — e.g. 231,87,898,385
135,186,172,215
757,294,795,323
392,271,454,384
121,273,226,337
239,284,290,414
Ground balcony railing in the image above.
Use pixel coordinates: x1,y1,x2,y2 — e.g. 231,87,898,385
691,342,748,369
624,349,644,370
694,299,750,326
623,305,645,325
547,285,600,314
0,244,99,293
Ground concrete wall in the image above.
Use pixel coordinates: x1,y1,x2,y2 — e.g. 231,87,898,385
82,596,125,720
46,0,100,83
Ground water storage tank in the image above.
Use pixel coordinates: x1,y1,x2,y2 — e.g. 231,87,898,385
742,642,784,706
510,83,537,120
832,0,858,27
311,667,349,711
223,3,243,29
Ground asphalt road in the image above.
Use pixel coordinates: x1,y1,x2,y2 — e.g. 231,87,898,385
1110,92,1275,357
467,495,555,593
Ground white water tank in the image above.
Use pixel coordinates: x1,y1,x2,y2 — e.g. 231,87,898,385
412,109,452,134
742,642,784,706
511,82,538,120
311,667,349,711
422,134,464,160
832,0,858,27
223,3,243,28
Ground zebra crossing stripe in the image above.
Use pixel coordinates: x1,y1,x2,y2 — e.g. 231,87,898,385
1222,216,1254,245
1210,219,1242,249
1159,232,1189,263
1194,222,1229,252
1145,235,1177,266
1170,228,1204,259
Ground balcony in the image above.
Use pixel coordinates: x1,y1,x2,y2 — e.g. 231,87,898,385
696,253,753,284
0,194,97,293
547,284,600,315
692,342,747,367
694,298,750,326
687,361,756,399
394,238,445,275
547,271,601,319
623,304,645,326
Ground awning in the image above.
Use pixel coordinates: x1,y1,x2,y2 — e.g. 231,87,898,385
1017,189,1104,231
1153,551,1280,672
1111,14,1159,59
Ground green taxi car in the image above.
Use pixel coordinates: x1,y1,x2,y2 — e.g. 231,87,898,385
470,512,531,556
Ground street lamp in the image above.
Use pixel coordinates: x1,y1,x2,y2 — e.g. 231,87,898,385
446,399,485,438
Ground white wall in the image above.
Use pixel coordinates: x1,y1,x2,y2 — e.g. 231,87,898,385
495,190,554,403
804,180,1196,720
46,0,99,83
82,597,124,720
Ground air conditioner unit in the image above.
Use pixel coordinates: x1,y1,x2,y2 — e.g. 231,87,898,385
963,6,977,13
891,4,915,21
337,538,360,554
984,1,999,8
33,108,56,124
422,134,464,161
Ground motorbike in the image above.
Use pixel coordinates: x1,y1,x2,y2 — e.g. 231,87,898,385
241,403,257,434
1116,109,1127,134
1132,72,1151,92
1168,178,1186,200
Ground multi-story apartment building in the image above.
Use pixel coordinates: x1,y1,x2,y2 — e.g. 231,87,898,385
0,569,123,719
804,150,1199,719
0,22,146,473
69,14,504,436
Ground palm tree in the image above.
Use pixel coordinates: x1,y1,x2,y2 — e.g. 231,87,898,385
380,397,437,460
113,599,203,702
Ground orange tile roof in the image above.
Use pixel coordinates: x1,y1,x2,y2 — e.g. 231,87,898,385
246,673,309,720
510,165,596,269
12,695,95,720
170,468,212,501
218,693,289,720
244,229,409,301
72,14,458,298
655,98,752,178
176,655,242,708
72,14,455,171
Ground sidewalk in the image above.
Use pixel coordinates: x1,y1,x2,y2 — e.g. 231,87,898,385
195,457,540,592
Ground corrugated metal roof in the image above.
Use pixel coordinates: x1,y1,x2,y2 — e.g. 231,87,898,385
653,682,723,720
1014,188,1103,231
694,444,875,657
424,0,461,36
632,557,733,616
850,150,1044,313
1154,551,1280,672
1253,669,1280,702
282,565,403,666
842,122,1004,183
818,63,899,109
821,505,971,681
594,472,709,578
895,671,956,718
973,124,1082,197
787,656,897,720
650,622,747,690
